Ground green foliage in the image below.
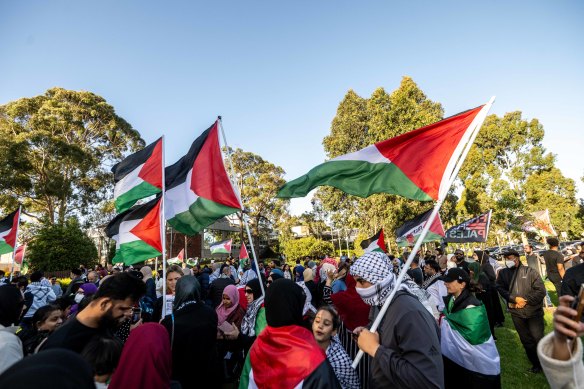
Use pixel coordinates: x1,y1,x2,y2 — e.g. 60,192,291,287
28,218,98,271
0,88,144,224
281,236,334,260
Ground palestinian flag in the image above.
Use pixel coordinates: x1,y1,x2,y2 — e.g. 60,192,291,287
0,209,20,255
441,304,501,380
14,244,26,265
112,138,163,213
395,208,445,247
278,105,488,201
167,248,185,265
361,228,387,253
165,121,241,235
210,239,232,255
239,243,250,267
105,196,162,265
240,325,339,388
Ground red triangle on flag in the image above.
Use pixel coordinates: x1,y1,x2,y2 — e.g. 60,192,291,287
14,244,26,264
239,243,249,260
377,229,387,252
130,198,162,253
138,138,163,189
177,248,185,261
190,122,241,209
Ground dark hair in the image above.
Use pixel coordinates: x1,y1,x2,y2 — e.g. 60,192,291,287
71,268,82,276
16,276,28,289
296,259,301,264
272,259,281,268
547,237,559,247
412,257,420,265
338,261,350,273
32,305,61,329
424,259,441,273
54,297,73,311
167,265,184,277
94,273,146,302
0,285,24,326
316,305,341,330
436,247,443,254
0,270,5,277
30,271,43,283
81,335,123,376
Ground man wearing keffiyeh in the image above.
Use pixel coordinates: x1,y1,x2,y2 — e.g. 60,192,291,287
350,251,445,389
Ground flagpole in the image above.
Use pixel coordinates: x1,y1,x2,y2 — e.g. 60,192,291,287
161,136,168,309
218,117,266,297
9,205,22,281
352,97,495,368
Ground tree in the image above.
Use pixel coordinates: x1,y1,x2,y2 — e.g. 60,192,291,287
0,88,144,225
27,218,98,271
281,236,334,260
226,147,289,254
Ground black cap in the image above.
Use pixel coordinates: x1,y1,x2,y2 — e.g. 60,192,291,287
440,268,470,284
502,249,520,258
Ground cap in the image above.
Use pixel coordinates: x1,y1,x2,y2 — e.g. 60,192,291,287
502,249,520,257
440,268,470,284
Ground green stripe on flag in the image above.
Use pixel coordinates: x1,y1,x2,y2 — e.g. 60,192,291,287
278,160,432,201
113,240,162,266
0,240,13,255
445,305,492,345
115,181,162,213
168,197,240,235
397,231,444,247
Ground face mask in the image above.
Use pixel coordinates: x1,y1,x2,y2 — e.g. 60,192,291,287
447,261,456,269
74,294,84,304
505,260,515,269
355,283,376,299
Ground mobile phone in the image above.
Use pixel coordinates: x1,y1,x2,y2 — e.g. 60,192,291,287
131,307,142,324
571,284,584,323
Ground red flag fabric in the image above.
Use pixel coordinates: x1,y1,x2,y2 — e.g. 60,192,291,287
14,244,26,265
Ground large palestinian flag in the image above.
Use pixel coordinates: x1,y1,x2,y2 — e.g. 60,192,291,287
441,304,501,381
112,138,163,213
361,228,387,253
0,209,20,255
278,105,488,202
165,121,241,235
105,196,162,265
395,208,445,247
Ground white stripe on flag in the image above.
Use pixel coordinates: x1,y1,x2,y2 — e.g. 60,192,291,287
114,163,145,198
164,169,199,220
332,144,391,164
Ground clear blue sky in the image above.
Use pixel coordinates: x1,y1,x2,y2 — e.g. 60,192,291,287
1,1,583,215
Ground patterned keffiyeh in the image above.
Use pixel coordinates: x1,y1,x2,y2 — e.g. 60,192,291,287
326,335,360,389
241,296,264,337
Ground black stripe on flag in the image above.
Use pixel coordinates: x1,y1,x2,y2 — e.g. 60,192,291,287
111,137,162,181
395,208,433,239
360,229,383,250
0,209,18,233
105,194,161,238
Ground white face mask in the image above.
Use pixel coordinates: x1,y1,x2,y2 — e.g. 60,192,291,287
505,260,516,269
74,293,84,304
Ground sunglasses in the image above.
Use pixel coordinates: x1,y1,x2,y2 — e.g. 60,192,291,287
245,289,254,294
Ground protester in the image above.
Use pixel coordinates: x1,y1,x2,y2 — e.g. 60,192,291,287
312,305,360,389
18,304,62,355
436,247,448,271
153,265,183,322
109,323,178,389
0,285,25,375
161,275,219,388
283,263,293,280
42,272,146,353
331,262,349,293
216,284,246,382
209,264,236,308
65,268,85,301
406,257,424,286
70,282,99,316
560,250,584,297
49,276,63,298
240,278,266,354
441,268,501,388
350,251,444,388
542,237,565,296
138,266,157,321
0,269,7,285
217,284,246,336
267,269,284,287
476,250,506,326
497,249,546,373
537,294,584,388
21,271,57,328
304,267,317,301
468,261,497,338
422,259,447,313
0,349,95,389
240,279,341,388
87,271,99,286
454,249,470,273
80,335,123,388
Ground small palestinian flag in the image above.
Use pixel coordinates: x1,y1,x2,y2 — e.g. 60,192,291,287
395,208,445,247
278,104,489,202
210,239,232,255
165,121,241,235
168,248,185,265
0,208,20,255
112,138,163,213
441,303,501,382
14,244,26,265
106,196,162,265
361,228,387,253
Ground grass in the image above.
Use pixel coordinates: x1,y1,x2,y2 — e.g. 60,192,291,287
497,281,558,389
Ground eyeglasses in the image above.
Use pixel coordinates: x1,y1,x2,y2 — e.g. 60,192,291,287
245,289,253,294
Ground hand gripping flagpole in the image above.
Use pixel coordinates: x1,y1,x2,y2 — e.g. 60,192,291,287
161,136,168,310
352,97,495,368
9,205,22,282
218,117,266,298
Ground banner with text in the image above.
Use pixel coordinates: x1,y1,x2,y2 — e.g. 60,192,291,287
444,210,492,243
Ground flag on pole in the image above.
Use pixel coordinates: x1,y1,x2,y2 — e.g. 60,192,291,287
522,209,557,237
164,121,241,235
0,209,20,255
14,244,26,265
112,138,163,213
278,106,485,201
395,209,445,247
106,196,163,265
360,229,387,253
168,248,185,265
239,243,250,261
444,211,492,243
210,239,232,255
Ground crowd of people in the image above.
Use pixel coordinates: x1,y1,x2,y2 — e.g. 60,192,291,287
0,236,583,388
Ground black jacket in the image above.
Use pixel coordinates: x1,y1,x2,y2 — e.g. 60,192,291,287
443,288,481,314
496,264,546,318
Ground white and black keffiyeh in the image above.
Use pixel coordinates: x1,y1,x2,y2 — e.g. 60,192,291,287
239,269,257,285
421,272,441,290
326,335,360,389
241,296,264,337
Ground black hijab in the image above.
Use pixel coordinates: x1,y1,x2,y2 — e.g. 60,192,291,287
246,278,263,301
0,285,24,327
173,275,202,309
0,349,94,388
265,279,305,327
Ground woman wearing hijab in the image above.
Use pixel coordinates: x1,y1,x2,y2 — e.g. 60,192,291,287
0,349,95,389
161,275,220,389
476,250,505,327
468,260,497,339
350,252,444,389
239,279,341,389
109,323,178,389
140,266,157,321
69,283,98,316
0,285,25,375
217,284,246,382
239,278,267,355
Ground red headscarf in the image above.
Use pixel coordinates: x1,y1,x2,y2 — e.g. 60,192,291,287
330,273,370,331
216,284,240,325
109,323,172,389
